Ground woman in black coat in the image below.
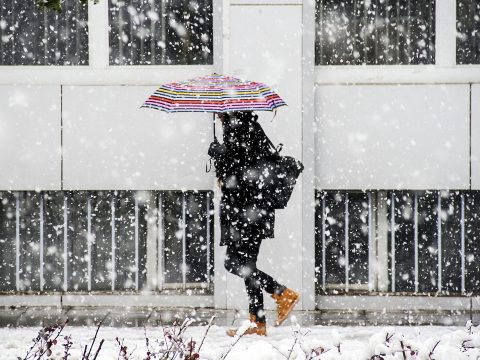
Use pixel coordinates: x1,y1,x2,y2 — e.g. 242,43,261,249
208,111,299,337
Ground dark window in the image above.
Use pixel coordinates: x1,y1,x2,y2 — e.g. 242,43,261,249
457,0,480,64
0,190,213,293
315,0,436,65
0,0,88,65
108,0,213,65
315,191,370,292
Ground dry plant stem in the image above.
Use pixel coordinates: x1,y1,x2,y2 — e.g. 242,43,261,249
287,337,299,360
86,320,104,359
92,339,105,360
197,315,216,352
220,333,246,360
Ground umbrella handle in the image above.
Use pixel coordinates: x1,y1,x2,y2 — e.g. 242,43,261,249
212,113,217,141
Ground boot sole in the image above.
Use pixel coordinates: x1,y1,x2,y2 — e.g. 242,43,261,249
274,294,300,327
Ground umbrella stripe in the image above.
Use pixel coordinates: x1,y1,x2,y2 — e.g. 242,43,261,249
142,73,286,113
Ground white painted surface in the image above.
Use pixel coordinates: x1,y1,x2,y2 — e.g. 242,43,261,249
227,4,303,310
62,85,215,190
0,85,61,190
316,84,470,190
471,85,480,189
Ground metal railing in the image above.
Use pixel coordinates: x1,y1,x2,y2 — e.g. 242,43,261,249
316,190,480,295
0,190,213,293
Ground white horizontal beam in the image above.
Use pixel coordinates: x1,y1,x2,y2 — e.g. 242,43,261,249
0,294,214,308
317,295,471,312
315,66,480,85
0,66,215,85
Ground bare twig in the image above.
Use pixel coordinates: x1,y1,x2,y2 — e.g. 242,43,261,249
197,315,216,352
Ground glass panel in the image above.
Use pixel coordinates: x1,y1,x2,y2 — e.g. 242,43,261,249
108,0,213,65
0,191,16,291
465,192,480,294
18,191,41,291
457,0,480,64
114,191,136,290
0,0,88,65
67,191,89,291
91,191,113,291
314,191,324,292
315,0,435,65
388,191,415,292
43,191,64,291
324,192,346,285
417,190,438,292
185,191,211,283
162,191,183,283
440,190,462,293
348,192,369,285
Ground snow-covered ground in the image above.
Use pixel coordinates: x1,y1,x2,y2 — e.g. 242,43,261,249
3,320,480,359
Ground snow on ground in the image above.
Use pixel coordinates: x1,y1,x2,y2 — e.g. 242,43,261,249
1,320,479,359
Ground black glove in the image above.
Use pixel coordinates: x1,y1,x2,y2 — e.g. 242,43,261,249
208,139,226,159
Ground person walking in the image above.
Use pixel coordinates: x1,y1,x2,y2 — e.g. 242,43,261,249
208,111,300,337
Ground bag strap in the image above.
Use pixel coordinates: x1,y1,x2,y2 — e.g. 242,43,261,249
253,117,283,154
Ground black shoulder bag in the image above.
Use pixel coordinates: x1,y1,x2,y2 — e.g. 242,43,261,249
241,120,304,210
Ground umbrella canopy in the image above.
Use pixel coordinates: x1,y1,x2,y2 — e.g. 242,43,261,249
141,73,286,113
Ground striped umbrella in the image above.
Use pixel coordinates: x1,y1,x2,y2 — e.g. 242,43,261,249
141,73,286,113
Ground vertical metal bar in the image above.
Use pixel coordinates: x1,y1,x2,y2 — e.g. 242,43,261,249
395,0,400,63
43,8,48,64
318,0,323,63
87,192,92,292
437,191,442,292
15,192,20,291
39,192,44,291
206,192,211,284
321,192,326,291
149,0,156,64
160,0,166,63
157,192,164,290
461,192,466,294
63,193,68,292
406,0,412,63
390,192,396,292
345,192,349,292
414,192,419,293
134,193,139,292
182,192,187,290
129,0,134,63
111,192,116,291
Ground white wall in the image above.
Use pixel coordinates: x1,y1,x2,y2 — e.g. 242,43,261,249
0,85,61,190
62,86,214,190
222,3,304,311
471,85,480,189
315,85,470,190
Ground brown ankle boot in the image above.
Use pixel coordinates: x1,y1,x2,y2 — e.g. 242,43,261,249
226,314,267,337
271,288,300,326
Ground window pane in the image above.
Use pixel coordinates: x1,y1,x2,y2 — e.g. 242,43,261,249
388,191,415,292
0,191,16,292
315,0,435,65
0,0,88,65
457,0,480,64
108,0,213,65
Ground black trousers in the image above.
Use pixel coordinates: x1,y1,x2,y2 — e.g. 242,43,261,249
224,237,286,323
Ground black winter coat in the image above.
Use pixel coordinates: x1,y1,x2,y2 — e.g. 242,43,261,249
208,115,275,246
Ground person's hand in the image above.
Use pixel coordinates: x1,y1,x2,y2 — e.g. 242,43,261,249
208,139,225,158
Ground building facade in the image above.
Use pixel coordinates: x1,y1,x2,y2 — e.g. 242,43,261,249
0,0,479,313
